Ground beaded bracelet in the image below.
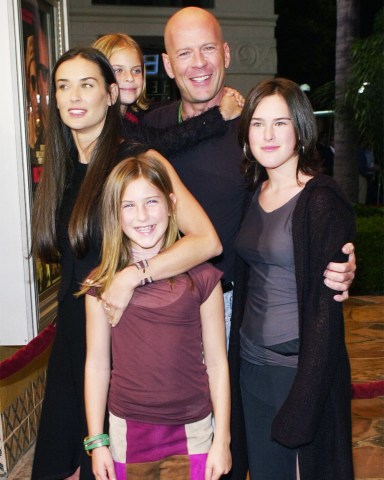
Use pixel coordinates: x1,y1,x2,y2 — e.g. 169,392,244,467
83,433,110,456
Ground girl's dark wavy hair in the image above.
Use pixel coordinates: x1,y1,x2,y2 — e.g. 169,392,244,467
238,77,321,190
31,47,123,262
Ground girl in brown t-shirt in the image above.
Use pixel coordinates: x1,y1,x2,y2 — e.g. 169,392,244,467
82,153,231,480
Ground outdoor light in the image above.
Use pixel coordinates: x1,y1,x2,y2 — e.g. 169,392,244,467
300,83,311,92
358,82,370,94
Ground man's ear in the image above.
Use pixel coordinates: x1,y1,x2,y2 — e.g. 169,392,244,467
162,53,175,79
108,83,119,106
223,42,231,69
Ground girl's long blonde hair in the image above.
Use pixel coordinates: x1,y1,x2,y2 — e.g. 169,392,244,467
80,153,178,296
93,33,149,111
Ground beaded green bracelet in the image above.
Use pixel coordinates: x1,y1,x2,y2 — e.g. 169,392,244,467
84,433,110,456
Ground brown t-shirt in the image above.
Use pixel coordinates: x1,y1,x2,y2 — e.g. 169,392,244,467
106,262,222,425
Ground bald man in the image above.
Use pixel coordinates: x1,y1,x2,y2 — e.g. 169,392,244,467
162,7,230,117
144,9,245,356
145,6,355,327
143,11,356,476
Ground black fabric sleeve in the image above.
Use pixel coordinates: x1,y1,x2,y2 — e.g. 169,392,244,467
122,106,228,157
225,191,255,480
271,187,355,448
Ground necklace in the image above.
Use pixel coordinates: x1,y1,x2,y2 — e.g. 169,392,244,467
178,101,183,124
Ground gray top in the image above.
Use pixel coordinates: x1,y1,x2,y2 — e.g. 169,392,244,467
236,187,301,367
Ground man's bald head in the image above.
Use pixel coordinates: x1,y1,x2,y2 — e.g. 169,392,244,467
162,7,230,114
164,7,224,53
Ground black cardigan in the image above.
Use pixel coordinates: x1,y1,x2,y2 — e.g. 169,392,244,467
227,174,355,480
122,105,228,157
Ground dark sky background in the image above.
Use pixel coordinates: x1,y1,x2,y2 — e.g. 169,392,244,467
275,0,382,91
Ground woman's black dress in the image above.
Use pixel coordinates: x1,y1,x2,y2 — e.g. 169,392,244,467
31,106,229,479
31,143,148,480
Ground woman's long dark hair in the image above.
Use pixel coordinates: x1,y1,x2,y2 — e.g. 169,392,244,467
238,77,320,190
31,47,123,262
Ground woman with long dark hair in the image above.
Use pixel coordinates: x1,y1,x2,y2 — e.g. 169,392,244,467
31,47,222,480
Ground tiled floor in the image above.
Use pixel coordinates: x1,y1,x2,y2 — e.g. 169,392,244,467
7,296,384,479
7,444,34,480
345,296,384,480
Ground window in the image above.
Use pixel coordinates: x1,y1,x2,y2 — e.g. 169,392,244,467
21,0,68,331
92,1,214,7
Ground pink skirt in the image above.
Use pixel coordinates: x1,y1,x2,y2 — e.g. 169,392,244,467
109,412,213,480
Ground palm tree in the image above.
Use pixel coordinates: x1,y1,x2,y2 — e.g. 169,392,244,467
346,8,384,166
334,0,358,202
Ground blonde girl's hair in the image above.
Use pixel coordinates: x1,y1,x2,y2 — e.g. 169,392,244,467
93,33,149,111
79,153,178,296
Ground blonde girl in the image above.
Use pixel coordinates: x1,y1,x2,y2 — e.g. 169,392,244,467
83,153,231,480
93,33,149,119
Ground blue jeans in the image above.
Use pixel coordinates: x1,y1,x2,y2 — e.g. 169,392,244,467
223,289,233,352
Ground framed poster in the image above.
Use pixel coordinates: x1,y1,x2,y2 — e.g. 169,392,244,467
20,0,69,329
0,0,68,344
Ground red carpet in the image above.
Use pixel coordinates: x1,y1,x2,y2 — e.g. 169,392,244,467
352,380,384,399
0,324,56,380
